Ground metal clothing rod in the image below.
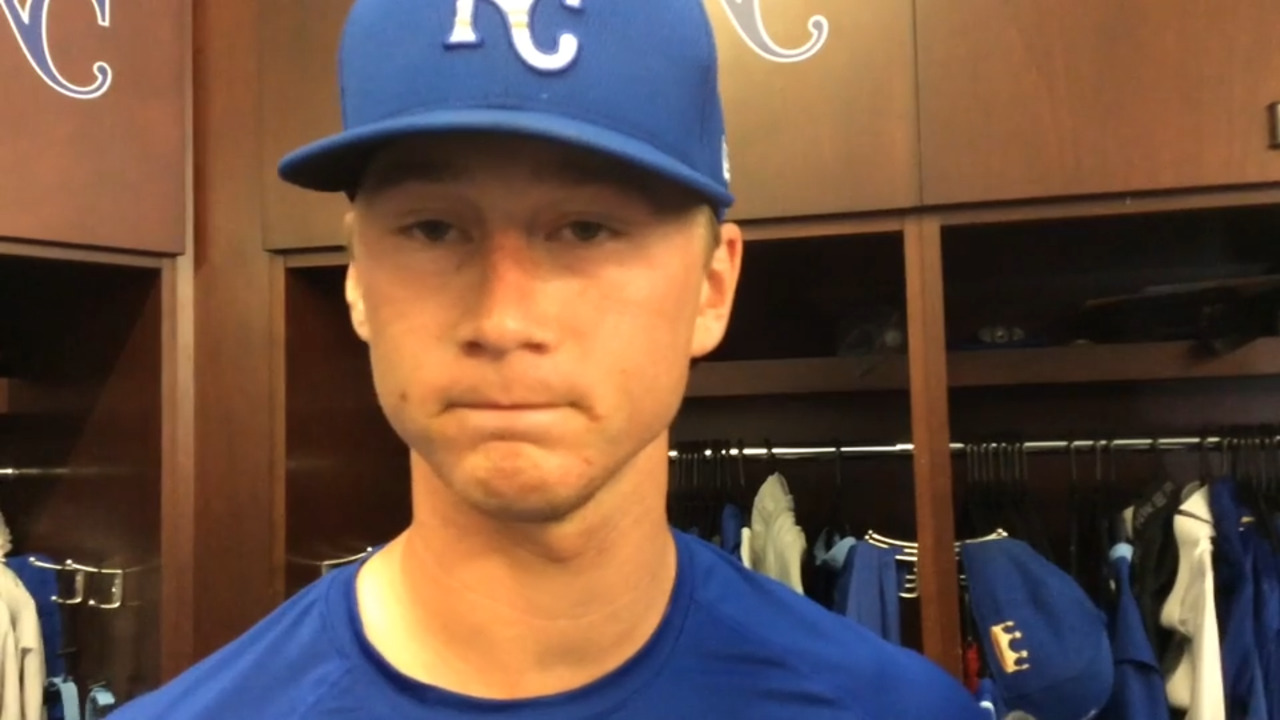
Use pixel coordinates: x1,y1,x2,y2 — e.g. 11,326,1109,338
26,557,128,609
668,435,1254,460
0,467,132,479
0,467,77,478
0,437,1250,475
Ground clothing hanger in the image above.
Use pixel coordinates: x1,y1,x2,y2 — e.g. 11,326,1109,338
675,446,692,532
982,444,999,536
998,443,1029,544
1014,442,1056,563
694,442,709,538
1099,439,1120,594
1000,443,1021,540
1266,430,1280,512
971,443,995,537
959,445,977,540
1077,440,1107,599
1067,440,1081,579
865,528,1007,550
1240,432,1280,555
1197,435,1211,485
668,446,681,530
990,444,1008,536
1102,440,1132,550
736,438,747,489
868,528,1009,599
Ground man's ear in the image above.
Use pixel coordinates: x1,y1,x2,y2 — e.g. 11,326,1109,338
346,263,371,343
690,221,743,358
343,212,371,343
342,210,357,256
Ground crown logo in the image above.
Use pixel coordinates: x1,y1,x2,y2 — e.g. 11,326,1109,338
989,621,1031,674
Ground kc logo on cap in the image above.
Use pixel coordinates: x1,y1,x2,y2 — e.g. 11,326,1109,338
445,0,585,73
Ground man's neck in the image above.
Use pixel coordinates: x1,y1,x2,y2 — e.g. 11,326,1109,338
355,442,677,700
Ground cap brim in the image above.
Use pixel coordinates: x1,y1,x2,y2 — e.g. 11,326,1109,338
277,108,734,209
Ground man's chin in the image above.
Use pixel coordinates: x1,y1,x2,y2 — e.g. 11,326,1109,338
464,484,599,525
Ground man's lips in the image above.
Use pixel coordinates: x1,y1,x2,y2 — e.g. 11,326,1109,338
451,402,563,410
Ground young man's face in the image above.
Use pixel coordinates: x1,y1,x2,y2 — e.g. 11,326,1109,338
344,132,742,524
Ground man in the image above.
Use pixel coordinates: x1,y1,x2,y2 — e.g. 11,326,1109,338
117,0,986,717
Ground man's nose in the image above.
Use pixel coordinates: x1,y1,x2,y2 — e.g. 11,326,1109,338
457,231,555,359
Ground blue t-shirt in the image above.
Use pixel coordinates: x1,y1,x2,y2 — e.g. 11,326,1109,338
114,530,985,719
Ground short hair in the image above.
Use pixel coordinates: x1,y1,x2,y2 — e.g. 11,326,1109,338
702,205,721,253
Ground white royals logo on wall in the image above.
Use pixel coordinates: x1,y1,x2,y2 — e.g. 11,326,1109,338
2,0,113,99
444,0,828,73
717,0,828,64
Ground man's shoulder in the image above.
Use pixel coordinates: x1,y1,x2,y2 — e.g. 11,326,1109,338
111,568,353,720
678,534,986,720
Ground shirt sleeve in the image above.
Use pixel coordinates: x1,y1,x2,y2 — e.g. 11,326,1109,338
0,603,21,720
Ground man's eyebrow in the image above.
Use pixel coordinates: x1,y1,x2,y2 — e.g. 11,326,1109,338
360,150,702,214
535,156,702,214
533,156,632,188
360,158,465,193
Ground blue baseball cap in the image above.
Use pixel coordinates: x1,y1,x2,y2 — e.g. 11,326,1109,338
960,538,1114,720
277,0,735,213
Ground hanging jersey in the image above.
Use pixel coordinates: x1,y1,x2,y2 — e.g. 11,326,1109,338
719,503,743,558
975,678,1001,720
1128,475,1188,663
846,541,904,645
1100,543,1169,720
0,600,18,720
748,472,807,593
5,556,63,679
0,564,44,720
1208,479,1268,720
1252,522,1280,720
1160,484,1225,719
110,530,985,719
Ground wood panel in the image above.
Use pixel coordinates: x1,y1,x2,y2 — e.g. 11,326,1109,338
0,0,187,253
706,231,905,363
935,187,1280,229
902,215,962,677
191,0,279,661
159,0,196,675
159,253,195,682
953,377,1280,442
706,0,919,220
687,339,1280,397
259,0,350,251
283,266,410,598
949,340,1280,388
0,253,164,700
916,0,1280,206
674,392,913,447
688,356,907,397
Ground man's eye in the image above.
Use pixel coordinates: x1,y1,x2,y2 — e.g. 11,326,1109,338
562,221,609,243
406,220,455,243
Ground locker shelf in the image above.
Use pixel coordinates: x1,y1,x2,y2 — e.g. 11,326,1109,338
949,337,1280,388
685,338,1280,397
687,355,908,397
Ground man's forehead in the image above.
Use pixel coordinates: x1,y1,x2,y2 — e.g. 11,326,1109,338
357,133,702,211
